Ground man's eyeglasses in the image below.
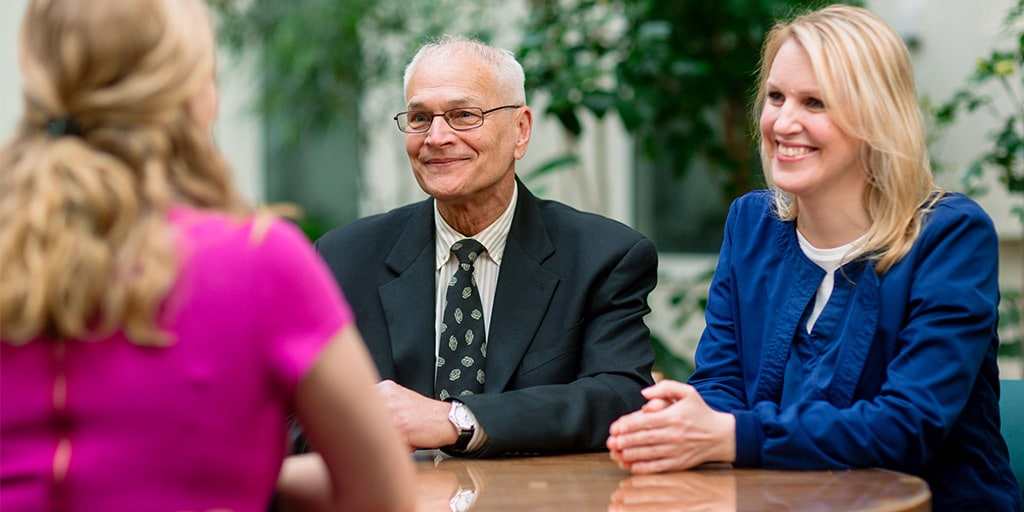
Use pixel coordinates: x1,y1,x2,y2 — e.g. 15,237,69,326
393,105,521,133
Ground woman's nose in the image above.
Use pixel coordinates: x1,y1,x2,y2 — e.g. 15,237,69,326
773,104,801,134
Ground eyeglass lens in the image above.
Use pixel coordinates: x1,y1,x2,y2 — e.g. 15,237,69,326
401,108,484,132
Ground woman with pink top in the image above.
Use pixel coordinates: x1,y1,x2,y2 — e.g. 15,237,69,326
0,0,414,510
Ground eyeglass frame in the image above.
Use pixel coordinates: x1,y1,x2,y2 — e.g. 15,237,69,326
392,105,522,133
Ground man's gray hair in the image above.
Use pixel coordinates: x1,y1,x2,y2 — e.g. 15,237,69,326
402,34,526,105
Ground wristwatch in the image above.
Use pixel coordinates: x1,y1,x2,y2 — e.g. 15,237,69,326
447,400,476,452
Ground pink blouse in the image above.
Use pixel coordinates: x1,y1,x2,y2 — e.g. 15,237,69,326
1,207,353,511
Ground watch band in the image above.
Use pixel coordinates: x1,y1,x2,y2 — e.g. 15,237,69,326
451,427,473,451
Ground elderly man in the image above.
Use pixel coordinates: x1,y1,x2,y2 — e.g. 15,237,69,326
315,34,658,458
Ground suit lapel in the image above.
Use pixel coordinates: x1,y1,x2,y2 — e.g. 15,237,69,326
486,181,559,391
379,199,438,396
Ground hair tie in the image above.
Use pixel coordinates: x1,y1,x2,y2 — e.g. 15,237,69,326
46,117,82,137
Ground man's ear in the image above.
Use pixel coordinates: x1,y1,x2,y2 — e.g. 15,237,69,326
513,107,533,160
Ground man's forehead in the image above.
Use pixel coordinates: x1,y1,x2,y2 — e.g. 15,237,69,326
406,95,480,110
408,51,492,83
405,69,496,108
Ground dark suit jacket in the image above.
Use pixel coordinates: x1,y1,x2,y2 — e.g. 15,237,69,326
315,178,657,457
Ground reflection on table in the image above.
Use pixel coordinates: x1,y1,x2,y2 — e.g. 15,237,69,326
413,450,931,512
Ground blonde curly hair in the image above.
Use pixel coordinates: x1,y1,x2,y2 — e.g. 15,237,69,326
1,0,248,345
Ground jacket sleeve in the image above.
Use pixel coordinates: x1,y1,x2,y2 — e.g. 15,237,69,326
460,236,659,457
688,198,751,414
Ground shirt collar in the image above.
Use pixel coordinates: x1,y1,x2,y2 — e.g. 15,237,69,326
435,184,517,270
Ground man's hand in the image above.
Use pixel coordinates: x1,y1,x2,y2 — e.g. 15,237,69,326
376,379,457,450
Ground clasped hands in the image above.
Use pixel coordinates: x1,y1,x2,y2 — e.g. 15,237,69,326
607,380,736,474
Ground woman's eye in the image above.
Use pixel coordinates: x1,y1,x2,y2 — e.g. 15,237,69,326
806,98,826,110
767,91,784,103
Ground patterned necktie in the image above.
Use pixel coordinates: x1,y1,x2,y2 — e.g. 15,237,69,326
435,238,487,400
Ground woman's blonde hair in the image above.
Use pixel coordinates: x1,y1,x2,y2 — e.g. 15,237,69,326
1,0,248,345
754,4,941,273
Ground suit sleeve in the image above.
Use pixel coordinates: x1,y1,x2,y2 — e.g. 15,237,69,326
459,236,658,457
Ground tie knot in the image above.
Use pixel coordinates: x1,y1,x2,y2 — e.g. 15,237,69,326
451,238,485,266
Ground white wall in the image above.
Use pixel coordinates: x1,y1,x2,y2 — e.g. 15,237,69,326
0,0,263,202
0,1,25,139
869,0,1022,238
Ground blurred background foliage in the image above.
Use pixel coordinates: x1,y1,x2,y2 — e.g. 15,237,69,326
210,0,854,219
932,0,1023,223
211,0,507,149
208,0,854,380
209,0,1020,380
519,0,856,200
931,0,1023,364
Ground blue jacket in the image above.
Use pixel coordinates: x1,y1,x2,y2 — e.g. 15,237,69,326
690,190,1021,511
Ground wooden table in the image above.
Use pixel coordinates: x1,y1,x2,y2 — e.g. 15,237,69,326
413,450,931,511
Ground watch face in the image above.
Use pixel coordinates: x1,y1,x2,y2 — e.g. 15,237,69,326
447,402,475,452
453,405,473,427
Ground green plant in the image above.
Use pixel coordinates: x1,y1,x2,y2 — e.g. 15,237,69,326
517,0,860,204
932,0,1023,371
208,0,511,230
211,0,370,147
209,0,851,225
210,0,506,148
933,0,1024,223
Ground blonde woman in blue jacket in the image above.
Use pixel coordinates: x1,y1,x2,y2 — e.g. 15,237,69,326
607,5,1021,511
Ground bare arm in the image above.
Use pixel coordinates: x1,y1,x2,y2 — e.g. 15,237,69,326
276,326,416,512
